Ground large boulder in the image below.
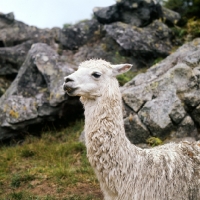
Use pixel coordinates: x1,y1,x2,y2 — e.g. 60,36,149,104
104,20,173,68
93,5,120,24
0,41,33,75
60,19,100,50
0,43,82,140
0,1,179,79
122,38,200,144
94,0,163,27
0,12,57,47
94,0,180,27
0,12,60,77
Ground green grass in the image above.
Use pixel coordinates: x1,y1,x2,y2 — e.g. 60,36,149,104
0,120,102,199
117,67,148,86
146,137,163,147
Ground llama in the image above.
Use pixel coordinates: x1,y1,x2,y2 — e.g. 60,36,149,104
63,59,200,200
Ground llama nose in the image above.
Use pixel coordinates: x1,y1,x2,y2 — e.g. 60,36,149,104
64,77,74,83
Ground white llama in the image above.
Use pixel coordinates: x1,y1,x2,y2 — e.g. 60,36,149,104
63,59,200,200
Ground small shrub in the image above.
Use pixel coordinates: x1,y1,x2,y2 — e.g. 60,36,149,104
186,18,200,39
152,57,165,65
63,23,72,29
20,149,35,158
11,174,21,188
117,72,133,86
11,174,35,188
117,67,148,86
9,192,23,200
146,137,163,147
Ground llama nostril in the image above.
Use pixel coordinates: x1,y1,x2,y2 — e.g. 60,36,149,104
65,77,74,83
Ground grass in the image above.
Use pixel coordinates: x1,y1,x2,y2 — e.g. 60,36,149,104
0,120,103,200
117,67,148,86
146,137,163,147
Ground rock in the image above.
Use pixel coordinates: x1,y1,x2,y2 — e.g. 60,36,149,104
0,43,82,140
124,113,150,143
122,38,200,143
0,41,33,75
169,98,187,124
93,5,120,24
94,0,163,27
0,2,176,79
60,19,100,50
94,0,180,28
0,12,14,24
122,84,152,112
71,35,136,66
174,116,198,138
104,20,173,58
0,5,191,142
0,16,56,48
138,92,176,138
0,12,61,77
118,0,163,27
162,7,181,26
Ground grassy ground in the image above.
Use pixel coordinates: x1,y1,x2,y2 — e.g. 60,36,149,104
0,120,103,200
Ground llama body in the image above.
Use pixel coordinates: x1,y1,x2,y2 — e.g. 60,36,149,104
63,59,200,200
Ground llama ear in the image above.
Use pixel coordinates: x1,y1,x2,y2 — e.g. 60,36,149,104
112,64,132,76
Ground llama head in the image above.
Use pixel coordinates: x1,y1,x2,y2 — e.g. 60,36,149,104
63,59,132,99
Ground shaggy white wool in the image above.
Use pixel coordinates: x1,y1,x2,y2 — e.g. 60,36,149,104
63,59,200,200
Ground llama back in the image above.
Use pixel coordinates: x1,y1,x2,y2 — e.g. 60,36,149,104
118,142,200,200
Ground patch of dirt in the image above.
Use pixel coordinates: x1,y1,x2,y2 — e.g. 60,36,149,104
31,179,103,199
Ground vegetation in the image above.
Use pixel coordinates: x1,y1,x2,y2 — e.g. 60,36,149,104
63,23,73,29
163,0,200,19
0,120,103,200
117,67,148,86
163,0,200,43
146,137,163,147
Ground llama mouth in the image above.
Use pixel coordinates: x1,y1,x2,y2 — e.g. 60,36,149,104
63,85,77,94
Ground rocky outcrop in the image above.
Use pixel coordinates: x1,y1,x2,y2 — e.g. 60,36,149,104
104,20,173,57
0,1,180,77
94,0,163,26
0,43,82,140
60,19,100,50
0,12,60,76
0,1,184,140
122,38,200,144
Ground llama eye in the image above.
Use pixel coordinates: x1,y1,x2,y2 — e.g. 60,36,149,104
92,72,101,78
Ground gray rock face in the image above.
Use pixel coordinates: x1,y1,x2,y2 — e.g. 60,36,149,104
0,12,60,77
0,43,81,140
122,38,200,143
104,20,173,57
0,13,56,47
94,0,163,27
0,3,184,141
162,7,181,26
0,0,179,80
0,41,33,75
124,113,150,143
93,5,120,24
60,19,100,50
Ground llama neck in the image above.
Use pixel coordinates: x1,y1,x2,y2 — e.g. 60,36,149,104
81,81,141,195
83,85,126,142
81,81,136,156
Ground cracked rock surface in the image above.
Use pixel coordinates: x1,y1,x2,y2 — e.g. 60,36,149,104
122,38,200,143
0,43,82,140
